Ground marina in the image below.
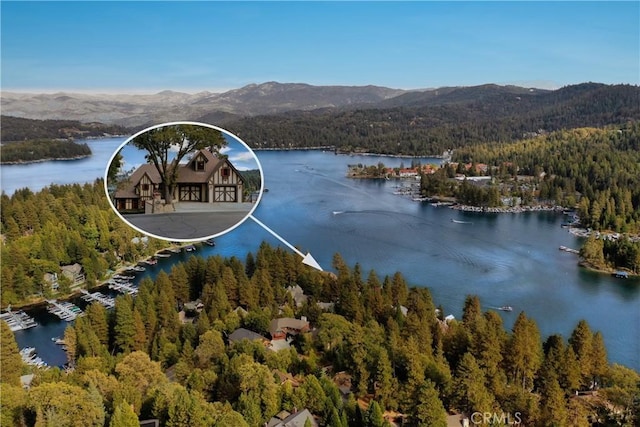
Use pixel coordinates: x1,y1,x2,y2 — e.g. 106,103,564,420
0,309,38,332
46,300,84,321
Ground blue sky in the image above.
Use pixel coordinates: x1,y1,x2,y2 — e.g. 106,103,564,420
119,131,261,172
1,1,638,93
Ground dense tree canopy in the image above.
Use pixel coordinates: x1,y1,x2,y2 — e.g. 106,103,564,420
1,244,638,426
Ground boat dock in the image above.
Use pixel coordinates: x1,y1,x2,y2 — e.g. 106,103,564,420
0,310,38,332
107,280,139,295
20,347,48,368
80,290,115,309
46,300,84,321
559,245,580,254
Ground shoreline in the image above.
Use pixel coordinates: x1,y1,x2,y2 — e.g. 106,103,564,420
449,204,565,214
1,154,91,165
0,243,194,312
578,260,639,279
253,146,447,160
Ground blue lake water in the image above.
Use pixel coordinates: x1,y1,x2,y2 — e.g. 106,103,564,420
3,139,639,371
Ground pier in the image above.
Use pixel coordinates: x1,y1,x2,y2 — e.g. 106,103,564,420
0,310,37,332
559,245,580,254
107,280,139,295
80,290,115,309
46,299,84,321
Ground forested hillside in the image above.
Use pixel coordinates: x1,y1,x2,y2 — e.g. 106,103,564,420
0,139,92,164
1,245,637,426
1,116,127,142
219,84,639,155
0,182,168,305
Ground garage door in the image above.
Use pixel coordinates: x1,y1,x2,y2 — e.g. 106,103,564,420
179,185,202,201
214,186,237,202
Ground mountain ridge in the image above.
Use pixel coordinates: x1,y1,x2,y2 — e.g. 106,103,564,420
1,81,562,127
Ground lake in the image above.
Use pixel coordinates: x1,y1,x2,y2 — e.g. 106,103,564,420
3,138,639,371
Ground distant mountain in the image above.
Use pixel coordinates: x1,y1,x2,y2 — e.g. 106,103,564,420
217,83,640,155
3,82,638,153
1,82,408,128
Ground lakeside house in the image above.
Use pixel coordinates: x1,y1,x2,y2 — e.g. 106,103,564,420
114,149,245,213
44,263,86,291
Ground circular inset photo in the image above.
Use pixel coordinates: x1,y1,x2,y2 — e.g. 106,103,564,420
105,122,263,241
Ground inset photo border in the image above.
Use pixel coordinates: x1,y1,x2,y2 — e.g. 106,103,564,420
105,121,263,241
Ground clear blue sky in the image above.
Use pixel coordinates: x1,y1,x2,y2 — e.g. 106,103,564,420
1,1,638,93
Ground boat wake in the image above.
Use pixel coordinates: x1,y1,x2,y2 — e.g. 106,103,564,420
451,219,473,224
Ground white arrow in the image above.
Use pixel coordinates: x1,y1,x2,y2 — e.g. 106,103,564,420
250,214,323,271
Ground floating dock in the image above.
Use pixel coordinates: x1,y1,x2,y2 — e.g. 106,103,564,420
559,245,580,254
0,310,38,332
20,347,48,368
107,280,139,295
46,300,84,321
80,290,115,309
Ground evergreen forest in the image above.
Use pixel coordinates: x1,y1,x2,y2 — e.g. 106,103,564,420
1,245,638,426
0,139,92,164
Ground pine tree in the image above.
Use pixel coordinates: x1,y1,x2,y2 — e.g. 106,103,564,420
366,400,385,427
539,376,568,427
0,321,22,385
569,320,593,388
453,352,495,415
590,331,608,387
114,295,136,353
507,312,542,391
412,380,447,427
85,302,109,346
109,400,140,427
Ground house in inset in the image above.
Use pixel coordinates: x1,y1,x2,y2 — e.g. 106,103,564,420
114,149,246,213
269,317,310,341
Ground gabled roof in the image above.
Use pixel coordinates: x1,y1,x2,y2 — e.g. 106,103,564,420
269,318,310,336
61,263,83,275
177,149,225,183
114,164,161,198
279,409,317,427
115,149,245,199
228,328,267,343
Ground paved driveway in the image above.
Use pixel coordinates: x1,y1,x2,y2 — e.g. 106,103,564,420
123,202,255,239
